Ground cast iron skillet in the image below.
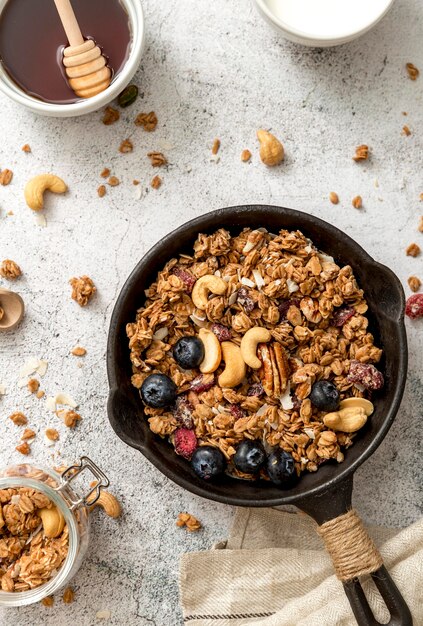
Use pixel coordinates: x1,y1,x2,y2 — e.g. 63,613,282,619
107,205,411,626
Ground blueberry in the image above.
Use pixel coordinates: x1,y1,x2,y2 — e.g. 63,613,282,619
309,380,340,412
267,449,297,488
140,373,177,408
173,336,205,369
234,440,266,474
191,446,226,480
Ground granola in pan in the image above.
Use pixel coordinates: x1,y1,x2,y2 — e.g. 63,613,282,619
127,227,384,486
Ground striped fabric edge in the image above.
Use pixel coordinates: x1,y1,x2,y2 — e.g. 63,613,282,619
185,611,274,621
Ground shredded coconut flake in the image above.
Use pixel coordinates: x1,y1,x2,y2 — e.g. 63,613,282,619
46,393,78,412
252,269,265,290
228,291,238,305
318,252,335,264
153,327,169,341
256,403,269,417
0,384,6,395
279,385,294,410
96,610,111,620
304,427,315,440
189,313,208,328
240,277,255,288
287,278,299,294
35,214,47,228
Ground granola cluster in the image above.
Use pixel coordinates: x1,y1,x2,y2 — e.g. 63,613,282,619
127,227,383,478
0,488,68,593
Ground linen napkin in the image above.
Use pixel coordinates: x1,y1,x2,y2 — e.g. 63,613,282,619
180,508,423,625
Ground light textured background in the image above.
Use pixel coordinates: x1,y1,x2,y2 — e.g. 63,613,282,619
0,0,422,624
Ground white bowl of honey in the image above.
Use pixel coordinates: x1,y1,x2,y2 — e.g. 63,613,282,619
0,0,145,116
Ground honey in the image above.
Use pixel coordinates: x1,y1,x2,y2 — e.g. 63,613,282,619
0,0,132,104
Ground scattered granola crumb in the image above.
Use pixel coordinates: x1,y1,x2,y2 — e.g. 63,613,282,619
241,149,252,162
41,596,54,607
69,275,96,307
402,111,408,116
108,176,120,187
45,428,59,441
406,63,419,81
329,192,339,205
7,210,13,216
147,152,167,167
352,195,362,209
406,243,421,257
133,179,140,185
101,168,110,178
151,175,162,189
119,139,133,154
0,169,13,185
176,512,202,532
71,346,86,357
21,144,31,153
0,259,21,279
97,185,106,198
59,409,82,428
402,125,412,136
211,139,221,155
63,587,74,604
16,442,30,455
135,111,158,131
102,106,120,125
27,379,40,394
352,145,369,161
419,194,423,202
418,216,423,232
9,412,28,426
408,276,421,293
36,390,45,399
21,428,36,441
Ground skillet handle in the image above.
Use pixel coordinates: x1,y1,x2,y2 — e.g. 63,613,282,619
297,476,413,626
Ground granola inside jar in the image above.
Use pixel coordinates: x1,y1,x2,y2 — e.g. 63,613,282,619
127,227,384,486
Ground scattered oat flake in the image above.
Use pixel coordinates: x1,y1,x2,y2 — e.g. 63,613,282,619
21,428,36,441
151,175,162,189
418,216,423,232
241,149,252,162
352,195,362,209
0,259,21,279
96,609,111,620
97,185,106,198
406,243,421,257
211,139,220,155
16,442,30,455
7,210,13,216
27,378,40,394
147,152,167,167
0,169,13,185
352,145,369,161
21,144,31,153
133,179,140,185
108,176,120,187
45,428,59,442
9,412,28,426
101,168,110,178
176,512,202,531
329,192,339,205
134,111,158,131
71,346,86,356
42,596,54,607
408,276,421,293
406,63,419,80
119,139,133,154
36,390,45,399
402,125,411,136
63,587,74,604
102,106,120,125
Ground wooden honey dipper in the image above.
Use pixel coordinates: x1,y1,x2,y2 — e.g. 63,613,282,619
53,0,111,98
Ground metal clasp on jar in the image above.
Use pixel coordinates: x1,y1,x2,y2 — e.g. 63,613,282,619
54,456,109,510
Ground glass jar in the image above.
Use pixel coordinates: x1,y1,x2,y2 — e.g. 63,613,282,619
0,456,109,607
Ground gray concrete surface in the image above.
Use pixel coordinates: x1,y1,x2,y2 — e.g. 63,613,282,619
0,0,422,624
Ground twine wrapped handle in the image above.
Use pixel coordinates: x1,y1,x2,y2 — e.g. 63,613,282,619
317,509,383,582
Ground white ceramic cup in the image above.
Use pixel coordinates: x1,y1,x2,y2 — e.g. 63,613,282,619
253,0,395,47
0,0,145,117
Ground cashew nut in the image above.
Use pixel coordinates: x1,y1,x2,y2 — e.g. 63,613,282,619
39,505,65,538
199,328,222,373
24,174,68,211
218,341,247,388
323,404,371,433
240,326,272,369
89,491,121,518
339,397,374,416
191,275,227,311
257,129,284,167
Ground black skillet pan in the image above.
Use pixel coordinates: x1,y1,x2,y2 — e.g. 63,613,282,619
107,205,411,625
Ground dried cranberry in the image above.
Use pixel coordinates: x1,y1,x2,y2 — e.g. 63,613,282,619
173,428,197,459
347,360,384,391
237,287,255,313
278,298,300,321
173,395,194,429
247,383,264,397
229,404,246,420
190,375,215,393
173,267,196,293
405,294,423,319
332,306,355,327
291,395,302,411
211,323,232,342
